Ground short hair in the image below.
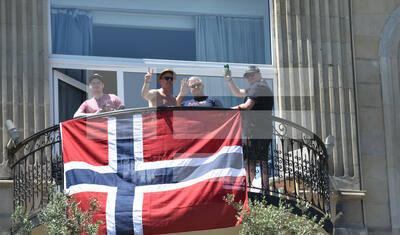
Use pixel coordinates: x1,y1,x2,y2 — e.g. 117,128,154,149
188,76,202,83
89,73,104,83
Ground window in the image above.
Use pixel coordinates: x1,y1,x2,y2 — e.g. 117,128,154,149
50,0,272,64
93,26,196,61
49,0,276,123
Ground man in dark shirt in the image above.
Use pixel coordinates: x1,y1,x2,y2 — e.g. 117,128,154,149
180,77,223,107
224,65,274,190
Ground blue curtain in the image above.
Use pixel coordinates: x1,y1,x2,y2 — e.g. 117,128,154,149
195,16,266,64
51,8,93,55
51,8,93,121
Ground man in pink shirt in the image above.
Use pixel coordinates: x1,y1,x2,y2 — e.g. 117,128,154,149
73,74,123,118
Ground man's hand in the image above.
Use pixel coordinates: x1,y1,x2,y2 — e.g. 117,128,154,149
223,69,232,81
142,67,156,101
144,67,154,83
180,78,189,96
101,104,113,112
176,78,189,106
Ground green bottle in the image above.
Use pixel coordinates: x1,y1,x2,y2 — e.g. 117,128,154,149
224,64,230,77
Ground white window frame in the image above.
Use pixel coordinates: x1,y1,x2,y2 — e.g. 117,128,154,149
48,0,276,125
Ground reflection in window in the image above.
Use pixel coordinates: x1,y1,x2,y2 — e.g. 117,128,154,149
51,5,271,64
93,26,196,61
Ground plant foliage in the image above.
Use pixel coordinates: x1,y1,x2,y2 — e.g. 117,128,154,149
224,194,328,235
39,186,104,235
11,204,34,235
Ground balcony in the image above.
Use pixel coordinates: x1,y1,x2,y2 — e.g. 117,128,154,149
8,107,331,233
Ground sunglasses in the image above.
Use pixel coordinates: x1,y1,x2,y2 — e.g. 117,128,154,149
245,73,257,78
190,83,202,88
162,76,174,81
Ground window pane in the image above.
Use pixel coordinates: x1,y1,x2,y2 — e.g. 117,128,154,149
93,26,195,61
123,70,274,109
58,80,86,122
50,0,271,64
55,69,117,121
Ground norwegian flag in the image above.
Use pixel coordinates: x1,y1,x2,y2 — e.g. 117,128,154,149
61,109,247,235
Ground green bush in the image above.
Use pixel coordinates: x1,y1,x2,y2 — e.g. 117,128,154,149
224,194,328,235
11,204,34,235
39,186,104,235
11,184,104,235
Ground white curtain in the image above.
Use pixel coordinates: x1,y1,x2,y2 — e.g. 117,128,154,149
195,16,266,64
195,16,266,107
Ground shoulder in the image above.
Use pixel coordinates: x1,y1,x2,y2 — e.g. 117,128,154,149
251,82,272,94
151,89,162,95
108,94,121,100
81,98,92,106
207,96,219,102
78,99,91,111
208,96,223,107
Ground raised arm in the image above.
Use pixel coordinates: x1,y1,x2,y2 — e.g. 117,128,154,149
223,70,246,98
141,67,157,101
176,78,189,106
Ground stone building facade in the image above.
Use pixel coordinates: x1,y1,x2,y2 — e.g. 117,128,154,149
1,0,400,234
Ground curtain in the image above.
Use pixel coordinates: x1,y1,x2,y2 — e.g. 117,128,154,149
51,8,93,122
51,8,93,55
195,16,266,107
195,16,266,64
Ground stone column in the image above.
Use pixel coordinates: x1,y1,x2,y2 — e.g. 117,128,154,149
273,0,360,187
0,0,50,233
0,0,50,175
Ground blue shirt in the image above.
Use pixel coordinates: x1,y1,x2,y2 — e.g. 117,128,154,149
182,96,223,107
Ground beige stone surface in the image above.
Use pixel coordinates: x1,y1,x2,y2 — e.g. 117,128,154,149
352,0,394,14
354,35,380,59
365,203,392,228
358,107,384,132
0,181,12,234
359,130,386,156
357,83,383,108
362,157,390,203
335,200,364,225
353,14,389,37
355,59,381,84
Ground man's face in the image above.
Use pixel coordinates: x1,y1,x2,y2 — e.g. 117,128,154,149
89,78,104,94
188,78,204,97
246,72,261,84
159,72,175,90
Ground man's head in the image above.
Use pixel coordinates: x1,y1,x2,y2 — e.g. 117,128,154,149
244,66,262,84
89,74,104,97
188,77,205,97
158,68,176,91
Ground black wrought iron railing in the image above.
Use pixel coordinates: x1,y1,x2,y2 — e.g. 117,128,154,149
8,107,330,230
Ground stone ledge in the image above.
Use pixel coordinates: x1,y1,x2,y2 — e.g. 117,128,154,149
0,180,12,185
